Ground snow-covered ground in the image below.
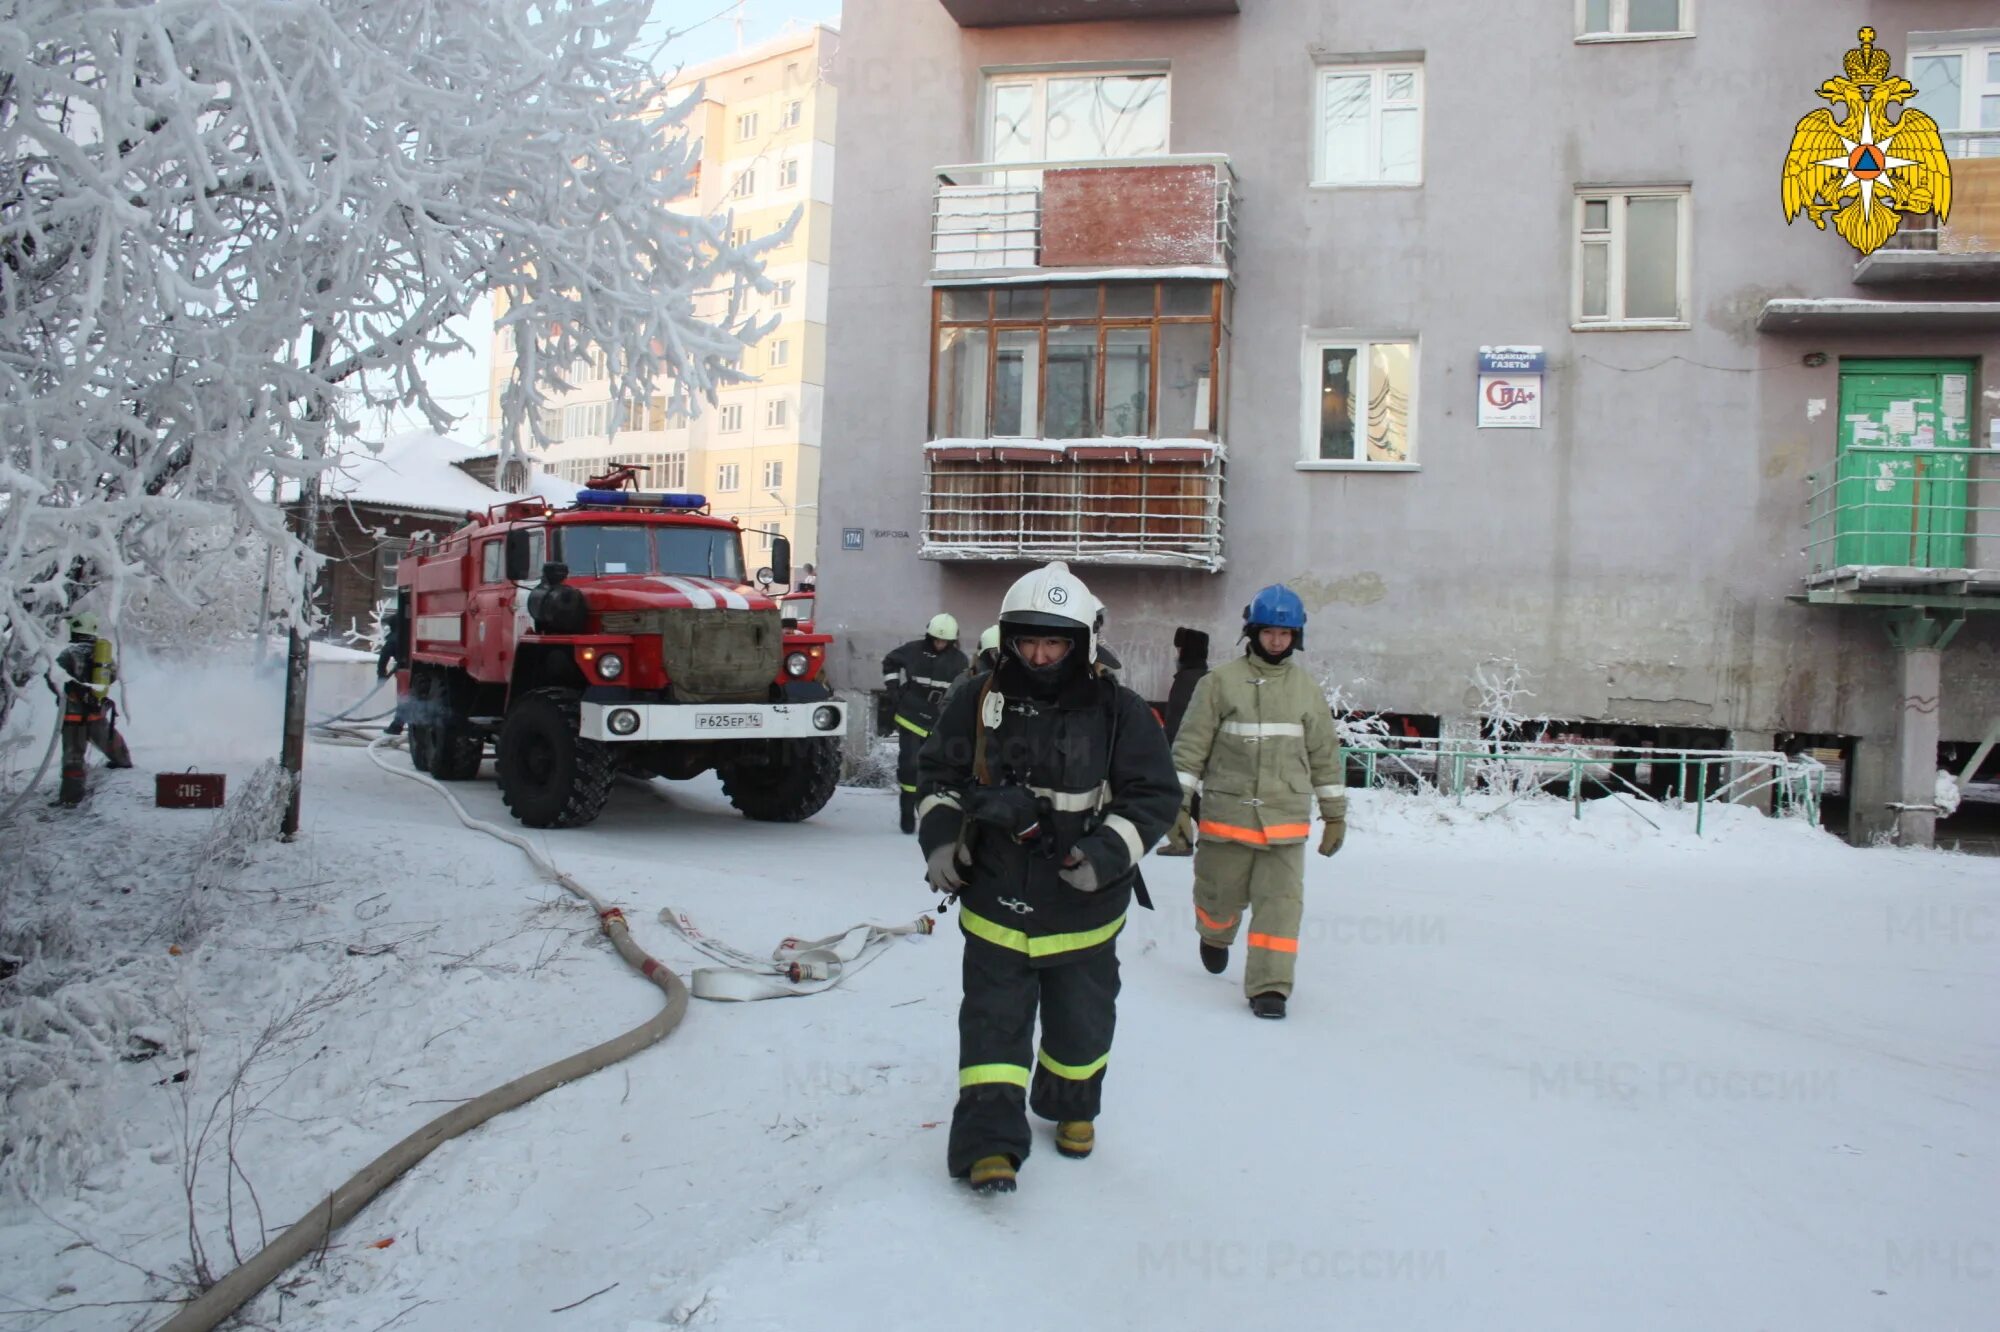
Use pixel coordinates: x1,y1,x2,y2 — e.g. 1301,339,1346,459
2,722,1995,1331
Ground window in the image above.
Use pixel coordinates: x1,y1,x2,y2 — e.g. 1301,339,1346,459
763,459,784,488
563,401,610,438
538,407,563,442
377,538,408,586
736,112,758,140
987,70,1168,164
773,279,795,307
782,99,803,128
1578,0,1692,39
481,540,504,583
765,398,788,429
768,339,790,368
658,453,687,489
718,402,744,432
730,226,752,249
1574,189,1689,326
717,463,741,491
756,524,782,550
623,399,651,431
779,158,800,188
930,281,1223,441
1302,338,1417,466
1909,37,2000,159
1314,64,1422,185
729,168,755,199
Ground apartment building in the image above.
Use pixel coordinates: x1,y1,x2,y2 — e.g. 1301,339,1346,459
489,23,839,566
816,0,2000,845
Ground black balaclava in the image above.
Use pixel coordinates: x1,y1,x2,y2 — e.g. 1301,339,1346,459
1246,626,1296,665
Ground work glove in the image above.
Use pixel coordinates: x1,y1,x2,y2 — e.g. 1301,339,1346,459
926,840,970,893
1059,851,1101,894
1318,798,1347,858
1162,805,1194,855
965,785,1045,843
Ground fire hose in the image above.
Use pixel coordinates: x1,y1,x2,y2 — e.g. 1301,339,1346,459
161,732,934,1329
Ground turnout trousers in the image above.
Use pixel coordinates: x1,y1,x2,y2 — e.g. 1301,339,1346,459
59,687,131,806
1193,839,1305,999
895,727,925,828
949,932,1120,1177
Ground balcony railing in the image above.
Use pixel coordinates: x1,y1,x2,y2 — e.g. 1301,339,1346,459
1876,134,1999,255
921,439,1224,571
939,0,1240,25
1804,447,2000,587
931,154,1237,278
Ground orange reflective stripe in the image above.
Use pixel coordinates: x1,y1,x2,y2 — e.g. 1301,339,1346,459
1195,905,1238,932
1263,823,1312,840
1197,820,1267,846
1248,932,1299,954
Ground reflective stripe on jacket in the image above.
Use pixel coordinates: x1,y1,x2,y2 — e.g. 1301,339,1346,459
1170,654,1343,847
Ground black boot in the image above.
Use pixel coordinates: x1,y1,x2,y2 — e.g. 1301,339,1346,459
899,790,917,835
1200,943,1228,975
1250,992,1287,1020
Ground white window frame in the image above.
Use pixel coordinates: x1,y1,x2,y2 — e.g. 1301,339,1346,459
1297,335,1420,472
768,338,790,368
1576,0,1695,43
773,279,795,307
1908,36,2000,159
762,459,784,488
716,463,741,491
730,226,752,249
659,453,687,489
1311,63,1424,188
982,68,1171,163
729,168,756,199
778,157,800,188
718,402,744,432
736,111,759,140
765,398,789,429
1571,187,1691,330
782,99,803,128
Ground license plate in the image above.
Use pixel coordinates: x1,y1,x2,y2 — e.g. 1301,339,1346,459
695,711,764,731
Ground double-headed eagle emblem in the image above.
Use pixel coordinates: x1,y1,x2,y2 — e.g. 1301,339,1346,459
1782,27,1952,257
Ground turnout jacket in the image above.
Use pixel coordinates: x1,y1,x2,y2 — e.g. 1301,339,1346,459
882,638,970,737
1171,654,1345,848
57,635,117,701
917,661,1181,965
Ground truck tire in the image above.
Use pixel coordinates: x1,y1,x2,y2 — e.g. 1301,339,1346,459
496,687,615,828
720,736,842,823
429,671,484,782
408,670,436,773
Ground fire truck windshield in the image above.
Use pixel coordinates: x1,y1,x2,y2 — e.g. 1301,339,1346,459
558,523,746,582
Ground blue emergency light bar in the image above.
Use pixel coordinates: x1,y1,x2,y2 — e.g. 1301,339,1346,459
574,489,710,510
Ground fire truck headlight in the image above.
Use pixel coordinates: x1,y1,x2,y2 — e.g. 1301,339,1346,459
812,705,840,732
785,651,810,677
608,708,641,736
596,652,625,680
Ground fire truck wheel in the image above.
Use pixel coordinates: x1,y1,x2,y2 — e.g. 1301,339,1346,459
429,672,484,782
496,687,615,828
408,671,437,773
719,736,842,823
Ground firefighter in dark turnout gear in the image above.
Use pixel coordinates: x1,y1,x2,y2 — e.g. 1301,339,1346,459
882,614,968,833
56,613,133,806
916,562,1181,1194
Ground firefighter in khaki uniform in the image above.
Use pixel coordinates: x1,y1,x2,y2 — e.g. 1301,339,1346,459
56,613,134,807
916,562,1180,1195
1169,585,1345,1020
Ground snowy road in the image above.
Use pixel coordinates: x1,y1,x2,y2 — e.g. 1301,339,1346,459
3,739,1995,1331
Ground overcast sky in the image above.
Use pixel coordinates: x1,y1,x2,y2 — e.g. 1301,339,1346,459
378,0,843,447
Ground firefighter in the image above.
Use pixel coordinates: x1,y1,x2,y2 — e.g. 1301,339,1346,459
55,613,134,807
882,614,969,833
378,589,412,736
1157,627,1211,856
1169,585,1345,1020
915,562,1180,1194
965,624,1002,679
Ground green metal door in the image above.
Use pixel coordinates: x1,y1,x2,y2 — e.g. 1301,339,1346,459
1834,359,1974,568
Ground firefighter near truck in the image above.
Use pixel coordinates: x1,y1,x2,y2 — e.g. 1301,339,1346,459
392,466,846,829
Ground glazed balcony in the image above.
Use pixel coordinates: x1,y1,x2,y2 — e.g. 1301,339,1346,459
931,154,1237,280
939,0,1238,27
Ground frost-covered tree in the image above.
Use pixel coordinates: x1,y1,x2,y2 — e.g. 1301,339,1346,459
0,0,780,732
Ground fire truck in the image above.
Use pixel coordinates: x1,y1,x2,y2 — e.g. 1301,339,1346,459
392,467,846,828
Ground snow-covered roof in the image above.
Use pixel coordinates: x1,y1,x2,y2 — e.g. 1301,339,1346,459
324,432,544,517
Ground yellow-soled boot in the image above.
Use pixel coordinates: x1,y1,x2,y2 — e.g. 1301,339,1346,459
968,1154,1017,1194
1055,1121,1094,1159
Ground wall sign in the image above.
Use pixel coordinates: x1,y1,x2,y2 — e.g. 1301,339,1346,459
1478,346,1544,429
841,528,864,551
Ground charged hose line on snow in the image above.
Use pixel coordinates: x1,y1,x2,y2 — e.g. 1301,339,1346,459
154,737,691,1332
0,697,62,825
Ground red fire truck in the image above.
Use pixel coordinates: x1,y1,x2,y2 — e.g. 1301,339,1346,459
392,468,845,828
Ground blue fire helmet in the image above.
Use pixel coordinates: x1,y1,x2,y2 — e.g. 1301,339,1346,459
1244,584,1307,644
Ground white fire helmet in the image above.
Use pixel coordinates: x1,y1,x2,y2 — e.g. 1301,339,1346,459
925,612,959,642
69,612,100,638
978,624,1001,654
997,561,1102,663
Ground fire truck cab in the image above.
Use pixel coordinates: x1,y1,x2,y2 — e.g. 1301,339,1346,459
393,470,845,828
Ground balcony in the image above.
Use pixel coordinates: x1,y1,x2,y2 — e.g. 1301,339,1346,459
1852,138,2000,288
931,155,1237,281
921,439,1225,571
1801,447,2000,608
939,0,1239,26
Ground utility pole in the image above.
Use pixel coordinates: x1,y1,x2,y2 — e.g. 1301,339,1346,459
280,314,330,838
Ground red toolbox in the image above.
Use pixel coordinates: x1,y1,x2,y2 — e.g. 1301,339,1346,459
156,772,226,809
